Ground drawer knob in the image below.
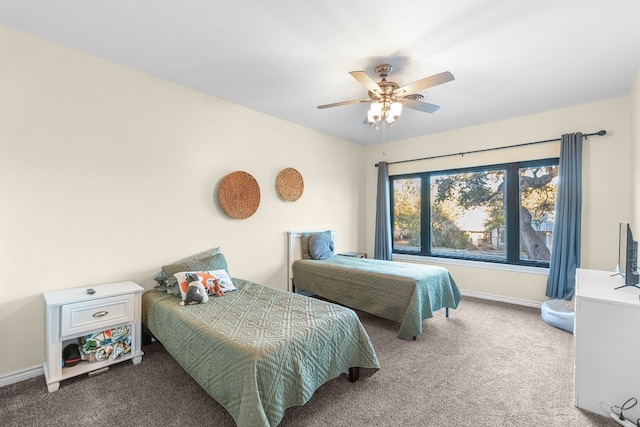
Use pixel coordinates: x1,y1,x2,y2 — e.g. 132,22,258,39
92,310,109,318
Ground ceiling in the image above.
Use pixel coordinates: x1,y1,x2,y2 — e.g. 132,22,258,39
2,1,640,146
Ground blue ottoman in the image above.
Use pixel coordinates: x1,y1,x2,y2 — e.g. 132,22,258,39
541,299,575,333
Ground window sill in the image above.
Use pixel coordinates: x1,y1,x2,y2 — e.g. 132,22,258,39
392,253,549,276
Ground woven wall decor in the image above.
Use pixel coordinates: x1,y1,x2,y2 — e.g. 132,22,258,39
276,167,304,202
218,171,261,219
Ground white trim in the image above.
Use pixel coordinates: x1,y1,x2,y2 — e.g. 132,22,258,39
0,295,543,390
287,230,336,292
392,253,549,276
0,364,44,388
393,254,545,308
461,290,542,308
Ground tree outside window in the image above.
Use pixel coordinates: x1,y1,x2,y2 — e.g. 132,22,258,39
390,158,559,267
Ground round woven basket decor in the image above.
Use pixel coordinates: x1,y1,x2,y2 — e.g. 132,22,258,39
218,171,261,219
276,167,304,202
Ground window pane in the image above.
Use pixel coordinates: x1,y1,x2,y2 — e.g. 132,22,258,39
519,165,558,262
393,178,421,251
430,169,506,260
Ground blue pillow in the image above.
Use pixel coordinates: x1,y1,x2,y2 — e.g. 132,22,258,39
301,231,332,259
309,233,334,260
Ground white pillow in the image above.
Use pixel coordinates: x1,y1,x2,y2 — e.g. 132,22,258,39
173,269,237,301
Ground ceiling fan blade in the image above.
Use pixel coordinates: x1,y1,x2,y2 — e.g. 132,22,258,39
317,99,371,109
349,71,382,95
394,71,455,96
401,99,441,113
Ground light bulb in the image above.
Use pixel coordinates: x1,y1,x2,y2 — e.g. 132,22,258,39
367,109,377,126
389,102,402,118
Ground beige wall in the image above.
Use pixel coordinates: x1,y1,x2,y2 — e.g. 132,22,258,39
0,26,366,376
365,96,633,304
631,69,640,227
2,23,638,379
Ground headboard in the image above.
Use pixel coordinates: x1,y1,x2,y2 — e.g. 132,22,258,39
287,230,337,292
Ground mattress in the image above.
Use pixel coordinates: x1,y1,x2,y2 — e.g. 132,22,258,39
141,278,379,427
292,255,462,339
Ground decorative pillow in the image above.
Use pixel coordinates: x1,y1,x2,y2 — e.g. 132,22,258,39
301,231,332,259
153,247,222,289
162,253,229,296
309,232,335,260
206,269,236,294
174,269,237,300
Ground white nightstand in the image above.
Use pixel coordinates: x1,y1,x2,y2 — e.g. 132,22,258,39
338,252,367,258
43,281,144,392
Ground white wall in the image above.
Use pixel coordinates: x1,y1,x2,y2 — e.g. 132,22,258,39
365,97,632,304
0,26,366,377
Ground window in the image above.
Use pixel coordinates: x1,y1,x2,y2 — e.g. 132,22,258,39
390,158,559,267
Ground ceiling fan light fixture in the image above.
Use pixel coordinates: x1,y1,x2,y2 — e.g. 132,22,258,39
368,101,403,127
370,102,383,116
320,64,454,130
390,101,402,115
367,110,377,127
368,102,383,126
387,102,402,126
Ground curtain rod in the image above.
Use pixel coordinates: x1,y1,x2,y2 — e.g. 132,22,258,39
375,130,607,167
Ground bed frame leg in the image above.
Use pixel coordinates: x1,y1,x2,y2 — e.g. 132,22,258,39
446,307,449,318
348,367,360,383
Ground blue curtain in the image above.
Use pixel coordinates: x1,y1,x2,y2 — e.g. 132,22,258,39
546,132,583,299
374,161,392,260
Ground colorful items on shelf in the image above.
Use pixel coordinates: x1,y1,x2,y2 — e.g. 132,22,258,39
80,326,131,363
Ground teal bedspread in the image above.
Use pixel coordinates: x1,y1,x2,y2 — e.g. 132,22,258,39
142,279,379,427
292,256,462,339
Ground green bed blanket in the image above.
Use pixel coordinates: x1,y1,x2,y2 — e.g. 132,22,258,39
292,256,462,339
142,278,379,427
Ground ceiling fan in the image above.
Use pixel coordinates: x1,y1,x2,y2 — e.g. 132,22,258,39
317,64,455,127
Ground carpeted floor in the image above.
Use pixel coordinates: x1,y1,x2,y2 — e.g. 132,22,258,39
0,297,615,426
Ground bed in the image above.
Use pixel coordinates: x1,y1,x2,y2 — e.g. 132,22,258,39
287,230,462,340
143,251,379,427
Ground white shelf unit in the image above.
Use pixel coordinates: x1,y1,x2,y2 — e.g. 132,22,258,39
574,268,640,419
43,281,144,392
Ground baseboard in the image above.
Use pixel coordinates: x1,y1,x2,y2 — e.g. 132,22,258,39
0,365,43,388
0,291,537,388
461,290,542,309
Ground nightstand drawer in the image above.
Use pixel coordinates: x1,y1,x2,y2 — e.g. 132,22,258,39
61,294,134,337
